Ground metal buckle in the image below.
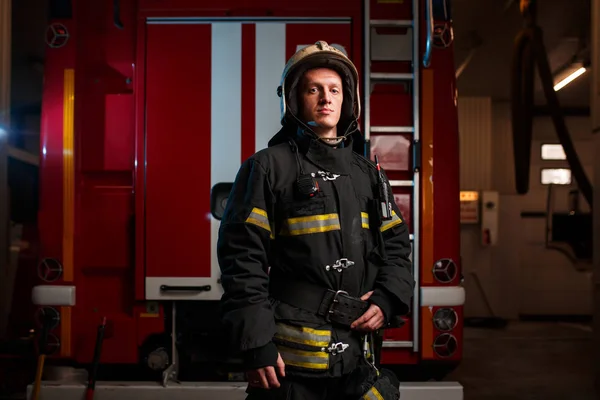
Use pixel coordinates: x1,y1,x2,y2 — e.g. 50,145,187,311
325,258,355,272
326,290,348,322
324,342,349,355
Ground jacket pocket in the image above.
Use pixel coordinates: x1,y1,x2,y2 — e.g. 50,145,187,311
283,196,328,218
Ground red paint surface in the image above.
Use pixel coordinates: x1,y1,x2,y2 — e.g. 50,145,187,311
285,24,353,60
144,24,213,278
134,5,147,301
241,24,256,163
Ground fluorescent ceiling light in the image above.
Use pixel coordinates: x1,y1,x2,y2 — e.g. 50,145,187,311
553,66,587,91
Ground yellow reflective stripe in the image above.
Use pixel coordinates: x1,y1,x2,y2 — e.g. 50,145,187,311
281,213,340,236
276,344,329,370
245,207,272,233
362,386,384,400
274,323,331,348
361,212,369,229
380,210,403,232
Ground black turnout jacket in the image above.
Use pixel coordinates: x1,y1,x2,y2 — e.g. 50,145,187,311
217,125,414,377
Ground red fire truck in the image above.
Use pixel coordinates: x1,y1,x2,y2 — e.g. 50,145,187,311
30,0,463,397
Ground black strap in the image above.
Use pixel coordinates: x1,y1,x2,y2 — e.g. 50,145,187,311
269,273,369,327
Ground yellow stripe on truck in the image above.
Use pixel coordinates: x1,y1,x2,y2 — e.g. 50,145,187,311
60,68,75,357
62,68,75,283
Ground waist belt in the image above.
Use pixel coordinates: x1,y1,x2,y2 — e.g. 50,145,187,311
268,276,370,328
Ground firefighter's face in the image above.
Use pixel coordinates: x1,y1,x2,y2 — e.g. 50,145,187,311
299,68,343,137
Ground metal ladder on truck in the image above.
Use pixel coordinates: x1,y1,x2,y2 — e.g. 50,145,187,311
362,0,433,354
362,2,463,398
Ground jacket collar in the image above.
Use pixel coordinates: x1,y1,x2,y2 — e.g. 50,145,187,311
267,122,365,176
294,128,353,175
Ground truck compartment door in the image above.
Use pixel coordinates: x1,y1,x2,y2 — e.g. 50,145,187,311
142,19,352,300
143,23,217,300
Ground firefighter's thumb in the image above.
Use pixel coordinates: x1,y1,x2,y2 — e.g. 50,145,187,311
361,291,374,301
276,353,286,377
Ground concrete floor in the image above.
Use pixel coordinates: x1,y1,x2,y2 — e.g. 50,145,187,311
448,321,596,400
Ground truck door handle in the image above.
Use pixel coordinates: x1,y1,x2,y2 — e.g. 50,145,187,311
159,285,212,292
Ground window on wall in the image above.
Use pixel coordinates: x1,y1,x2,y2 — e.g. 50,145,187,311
541,168,571,185
541,144,566,160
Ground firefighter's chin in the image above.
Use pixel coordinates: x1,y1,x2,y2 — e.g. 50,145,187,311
307,120,338,140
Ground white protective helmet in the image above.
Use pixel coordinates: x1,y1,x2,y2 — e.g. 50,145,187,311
277,41,361,132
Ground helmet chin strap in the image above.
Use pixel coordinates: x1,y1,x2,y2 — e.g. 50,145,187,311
306,121,343,146
291,115,357,147
311,120,357,147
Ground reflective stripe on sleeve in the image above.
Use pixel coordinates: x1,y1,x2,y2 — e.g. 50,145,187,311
380,210,403,232
362,386,384,400
280,213,341,236
274,323,331,348
361,212,369,229
245,207,272,235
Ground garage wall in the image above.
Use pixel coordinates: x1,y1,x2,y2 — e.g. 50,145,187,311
458,98,594,319
457,97,496,317
458,97,493,190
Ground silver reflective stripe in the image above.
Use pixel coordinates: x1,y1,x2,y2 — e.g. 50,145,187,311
276,345,329,370
361,212,369,229
362,386,384,400
245,207,271,233
281,213,341,236
380,210,403,232
274,323,331,348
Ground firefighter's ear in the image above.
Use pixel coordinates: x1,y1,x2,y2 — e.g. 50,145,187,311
276,86,283,97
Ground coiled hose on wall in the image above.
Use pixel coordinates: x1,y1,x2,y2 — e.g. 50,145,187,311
510,0,593,208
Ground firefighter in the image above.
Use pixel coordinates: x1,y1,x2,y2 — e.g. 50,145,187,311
217,41,414,399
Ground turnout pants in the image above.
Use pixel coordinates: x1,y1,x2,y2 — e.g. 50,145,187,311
245,361,400,400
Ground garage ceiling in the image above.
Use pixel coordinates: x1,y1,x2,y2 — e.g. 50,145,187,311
452,0,592,107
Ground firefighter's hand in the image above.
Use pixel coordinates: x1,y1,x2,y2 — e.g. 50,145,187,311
350,291,385,332
247,353,286,389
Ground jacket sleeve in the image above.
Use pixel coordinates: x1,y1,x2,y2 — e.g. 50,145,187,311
367,171,415,321
217,156,279,368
